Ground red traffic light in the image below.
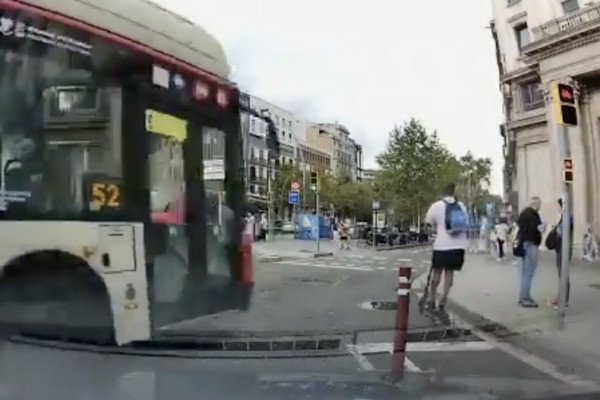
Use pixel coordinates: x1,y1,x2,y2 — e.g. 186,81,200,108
558,84,575,104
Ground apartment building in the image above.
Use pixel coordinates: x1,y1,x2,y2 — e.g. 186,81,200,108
491,0,600,250
306,123,362,182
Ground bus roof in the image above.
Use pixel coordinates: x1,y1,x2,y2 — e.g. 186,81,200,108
12,0,231,81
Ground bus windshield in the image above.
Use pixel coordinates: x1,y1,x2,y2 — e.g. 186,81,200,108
0,16,123,220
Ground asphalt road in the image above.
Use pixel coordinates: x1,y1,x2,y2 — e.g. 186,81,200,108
163,245,435,335
2,245,600,399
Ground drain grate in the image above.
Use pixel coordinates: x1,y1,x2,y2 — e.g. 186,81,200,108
146,337,342,352
15,333,342,352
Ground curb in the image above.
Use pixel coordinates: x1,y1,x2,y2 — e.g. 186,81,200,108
375,242,432,252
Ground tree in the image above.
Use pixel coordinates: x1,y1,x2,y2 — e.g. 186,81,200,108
457,151,493,214
271,164,302,215
376,118,461,225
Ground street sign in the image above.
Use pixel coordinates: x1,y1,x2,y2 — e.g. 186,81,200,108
291,181,301,191
372,201,380,211
288,191,299,204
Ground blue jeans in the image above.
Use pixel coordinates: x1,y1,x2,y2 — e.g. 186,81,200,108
519,242,539,301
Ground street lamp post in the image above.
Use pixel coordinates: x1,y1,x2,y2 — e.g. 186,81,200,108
267,156,274,241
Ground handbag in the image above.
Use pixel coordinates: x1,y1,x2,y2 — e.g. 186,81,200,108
545,227,559,251
513,239,525,257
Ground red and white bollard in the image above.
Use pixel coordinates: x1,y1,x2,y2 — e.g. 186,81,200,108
391,266,412,382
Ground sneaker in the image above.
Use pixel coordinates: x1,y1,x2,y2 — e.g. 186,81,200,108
519,298,539,308
437,304,446,313
425,301,436,311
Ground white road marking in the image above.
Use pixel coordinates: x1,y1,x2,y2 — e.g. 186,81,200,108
404,358,421,372
459,316,600,388
351,341,495,354
411,291,600,389
347,345,420,372
396,258,412,262
276,260,373,272
372,256,387,260
347,345,375,371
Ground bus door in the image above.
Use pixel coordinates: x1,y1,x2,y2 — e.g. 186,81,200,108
144,101,239,332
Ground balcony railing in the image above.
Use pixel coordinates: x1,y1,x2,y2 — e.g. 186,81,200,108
532,4,600,42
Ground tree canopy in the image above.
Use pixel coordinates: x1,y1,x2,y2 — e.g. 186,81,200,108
375,118,493,225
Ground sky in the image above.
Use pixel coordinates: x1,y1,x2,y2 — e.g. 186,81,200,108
154,0,505,193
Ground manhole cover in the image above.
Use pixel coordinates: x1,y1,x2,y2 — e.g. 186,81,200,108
359,300,396,311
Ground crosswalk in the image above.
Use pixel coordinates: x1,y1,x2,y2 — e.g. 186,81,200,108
275,252,432,273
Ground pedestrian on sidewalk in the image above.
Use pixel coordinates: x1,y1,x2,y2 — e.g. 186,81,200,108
508,219,520,265
338,220,350,250
259,213,268,241
424,183,468,312
495,218,509,261
550,198,572,309
516,196,544,308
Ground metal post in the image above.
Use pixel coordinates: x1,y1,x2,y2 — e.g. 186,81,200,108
303,167,307,212
373,210,377,251
557,124,572,330
267,166,273,241
391,266,412,382
316,189,320,253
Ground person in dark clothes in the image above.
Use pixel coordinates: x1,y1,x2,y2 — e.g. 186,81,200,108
516,196,544,308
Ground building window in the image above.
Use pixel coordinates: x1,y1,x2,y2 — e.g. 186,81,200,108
562,0,579,14
515,24,530,52
520,80,544,111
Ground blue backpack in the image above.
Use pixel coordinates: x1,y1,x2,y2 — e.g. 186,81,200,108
444,200,468,236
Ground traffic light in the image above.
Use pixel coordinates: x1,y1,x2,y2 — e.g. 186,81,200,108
310,171,318,186
550,82,578,126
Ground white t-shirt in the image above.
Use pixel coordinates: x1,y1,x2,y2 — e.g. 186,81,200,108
495,223,509,242
425,196,468,251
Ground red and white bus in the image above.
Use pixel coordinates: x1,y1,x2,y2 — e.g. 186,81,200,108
0,0,247,345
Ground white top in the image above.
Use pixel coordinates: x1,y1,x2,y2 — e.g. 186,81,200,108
425,196,468,251
495,223,509,241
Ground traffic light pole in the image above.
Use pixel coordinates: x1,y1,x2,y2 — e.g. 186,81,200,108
316,190,320,253
557,124,572,330
550,80,576,330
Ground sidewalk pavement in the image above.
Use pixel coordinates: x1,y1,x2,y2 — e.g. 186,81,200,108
423,251,600,381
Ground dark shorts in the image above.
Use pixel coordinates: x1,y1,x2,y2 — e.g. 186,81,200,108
431,249,465,271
